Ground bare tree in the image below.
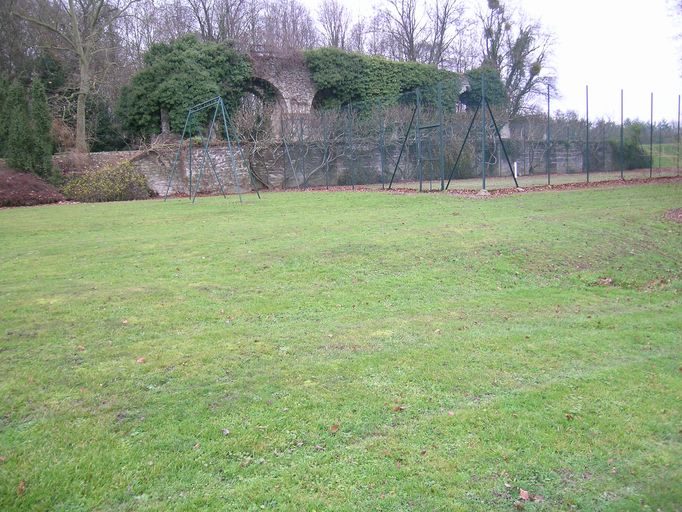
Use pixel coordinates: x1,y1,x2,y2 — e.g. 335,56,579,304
347,20,366,53
426,0,466,67
14,0,142,152
382,0,424,61
373,0,467,66
318,0,351,49
260,0,318,51
478,0,553,118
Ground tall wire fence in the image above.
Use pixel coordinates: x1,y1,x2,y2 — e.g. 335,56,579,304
249,80,681,192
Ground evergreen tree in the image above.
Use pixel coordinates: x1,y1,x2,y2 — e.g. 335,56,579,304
30,78,54,179
0,75,9,158
6,82,33,172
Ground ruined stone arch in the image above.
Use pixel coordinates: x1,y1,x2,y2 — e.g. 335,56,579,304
248,51,317,137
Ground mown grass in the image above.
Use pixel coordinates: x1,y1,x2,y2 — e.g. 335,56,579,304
1,183,681,511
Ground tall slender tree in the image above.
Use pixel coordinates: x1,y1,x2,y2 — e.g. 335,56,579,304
14,0,142,153
30,78,54,179
478,0,553,118
6,82,33,171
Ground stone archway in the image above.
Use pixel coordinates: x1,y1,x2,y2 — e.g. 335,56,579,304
249,51,317,138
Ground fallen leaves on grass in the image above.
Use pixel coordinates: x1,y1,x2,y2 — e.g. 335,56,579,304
122,319,129,325
392,405,406,412
136,357,146,364
330,424,339,434
519,488,544,502
596,277,613,286
0,455,6,463
17,480,26,496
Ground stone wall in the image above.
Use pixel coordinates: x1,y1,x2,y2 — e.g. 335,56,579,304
53,145,253,196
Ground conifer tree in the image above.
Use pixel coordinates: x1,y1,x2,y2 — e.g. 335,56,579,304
0,75,8,157
6,82,33,172
30,78,54,179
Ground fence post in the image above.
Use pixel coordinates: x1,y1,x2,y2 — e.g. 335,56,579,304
677,94,680,176
620,89,625,180
416,88,423,192
649,92,653,178
585,85,590,183
546,83,551,185
438,82,445,191
481,74,487,190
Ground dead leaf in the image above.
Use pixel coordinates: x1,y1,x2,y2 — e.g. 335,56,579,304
221,428,230,436
504,482,512,489
314,445,325,451
330,424,339,434
0,456,6,463
136,357,146,364
392,405,406,412
434,329,441,335
519,488,544,502
193,442,200,450
565,413,574,421
447,410,455,416
122,319,129,325
17,480,26,496
597,277,613,286
76,345,85,352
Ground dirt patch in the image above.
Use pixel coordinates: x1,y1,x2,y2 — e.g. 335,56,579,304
0,161,64,207
664,208,682,223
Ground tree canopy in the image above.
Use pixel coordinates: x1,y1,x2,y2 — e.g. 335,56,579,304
117,35,252,137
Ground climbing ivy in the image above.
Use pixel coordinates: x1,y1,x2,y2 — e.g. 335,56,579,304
304,48,461,109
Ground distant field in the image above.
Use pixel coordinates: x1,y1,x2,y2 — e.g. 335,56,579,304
1,183,681,510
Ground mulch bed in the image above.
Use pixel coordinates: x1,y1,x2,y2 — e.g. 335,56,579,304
0,163,65,207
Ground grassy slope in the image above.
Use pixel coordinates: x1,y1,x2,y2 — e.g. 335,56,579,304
0,185,681,511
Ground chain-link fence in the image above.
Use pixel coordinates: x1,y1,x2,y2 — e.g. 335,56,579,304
239,80,681,192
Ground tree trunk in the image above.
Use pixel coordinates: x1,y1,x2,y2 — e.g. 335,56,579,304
160,108,170,135
75,58,90,153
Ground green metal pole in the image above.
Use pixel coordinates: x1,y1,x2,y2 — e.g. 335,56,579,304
219,98,242,203
620,89,625,180
677,94,680,176
546,83,551,185
416,88,423,192
323,111,330,189
585,85,590,183
164,111,191,200
650,92,653,178
438,82,445,190
481,74,486,190
192,103,220,203
378,100,386,189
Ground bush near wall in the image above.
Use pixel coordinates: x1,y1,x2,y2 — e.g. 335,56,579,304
62,162,156,202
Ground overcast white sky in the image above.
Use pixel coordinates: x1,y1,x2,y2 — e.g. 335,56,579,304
301,0,682,122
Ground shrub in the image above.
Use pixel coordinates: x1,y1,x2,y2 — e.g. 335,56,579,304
62,162,156,202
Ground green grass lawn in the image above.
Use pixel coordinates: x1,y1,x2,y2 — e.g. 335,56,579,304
1,184,681,511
